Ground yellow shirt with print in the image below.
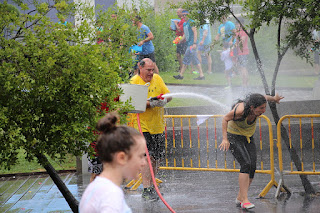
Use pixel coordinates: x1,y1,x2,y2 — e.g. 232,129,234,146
129,74,170,134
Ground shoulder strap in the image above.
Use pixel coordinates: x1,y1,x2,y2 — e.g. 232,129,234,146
233,104,239,120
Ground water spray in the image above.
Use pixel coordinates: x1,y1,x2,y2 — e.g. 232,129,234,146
162,92,230,111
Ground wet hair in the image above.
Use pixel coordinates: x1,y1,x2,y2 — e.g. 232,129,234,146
95,112,142,163
232,93,266,119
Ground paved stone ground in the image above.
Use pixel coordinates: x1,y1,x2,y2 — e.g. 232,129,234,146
2,169,320,213
1,84,319,213
124,170,320,213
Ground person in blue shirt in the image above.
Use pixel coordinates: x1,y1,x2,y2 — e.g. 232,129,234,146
215,15,236,47
173,10,205,80
132,16,159,74
197,20,213,74
58,18,67,26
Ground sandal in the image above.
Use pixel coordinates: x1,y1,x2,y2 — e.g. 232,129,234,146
241,202,255,209
235,198,241,207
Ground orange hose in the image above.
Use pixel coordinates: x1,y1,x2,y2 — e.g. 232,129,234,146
137,114,176,213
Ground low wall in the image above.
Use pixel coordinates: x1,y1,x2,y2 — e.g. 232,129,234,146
165,100,320,124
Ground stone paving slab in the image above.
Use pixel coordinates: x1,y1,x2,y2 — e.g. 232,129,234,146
1,170,320,212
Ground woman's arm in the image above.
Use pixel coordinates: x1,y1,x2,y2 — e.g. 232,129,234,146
264,93,284,104
219,103,244,151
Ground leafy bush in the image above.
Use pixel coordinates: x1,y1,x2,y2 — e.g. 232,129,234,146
0,1,133,169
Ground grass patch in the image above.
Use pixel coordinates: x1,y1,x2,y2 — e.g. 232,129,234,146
0,149,76,175
161,69,317,88
166,97,212,107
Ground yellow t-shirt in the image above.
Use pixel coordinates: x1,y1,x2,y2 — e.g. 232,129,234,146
227,117,257,143
129,74,170,134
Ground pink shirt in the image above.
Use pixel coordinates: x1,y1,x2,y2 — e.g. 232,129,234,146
236,29,249,55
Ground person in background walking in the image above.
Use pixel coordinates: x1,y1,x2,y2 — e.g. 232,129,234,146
235,17,249,89
197,19,213,74
132,16,159,74
173,10,205,80
170,8,188,72
220,42,233,88
312,29,320,74
215,15,236,47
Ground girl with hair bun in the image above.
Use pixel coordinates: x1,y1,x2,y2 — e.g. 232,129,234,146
80,112,147,213
219,93,283,210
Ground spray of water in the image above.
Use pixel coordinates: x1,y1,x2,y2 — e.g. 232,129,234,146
162,92,229,111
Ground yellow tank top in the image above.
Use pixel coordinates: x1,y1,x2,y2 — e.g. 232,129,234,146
227,117,257,143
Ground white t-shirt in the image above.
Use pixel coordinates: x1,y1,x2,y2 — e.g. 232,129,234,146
79,176,132,213
221,48,233,71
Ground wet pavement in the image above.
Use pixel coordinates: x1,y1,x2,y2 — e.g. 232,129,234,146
1,84,320,212
2,169,320,212
125,170,320,213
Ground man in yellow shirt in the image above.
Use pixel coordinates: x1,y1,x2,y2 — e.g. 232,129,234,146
130,58,172,201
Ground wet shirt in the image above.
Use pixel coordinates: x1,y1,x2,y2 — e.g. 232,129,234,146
79,176,132,213
129,74,170,134
220,48,233,71
183,19,195,47
218,21,236,42
198,23,212,46
138,24,155,55
227,117,257,143
236,28,249,55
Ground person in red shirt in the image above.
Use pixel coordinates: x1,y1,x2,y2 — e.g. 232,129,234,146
235,17,250,88
170,8,187,72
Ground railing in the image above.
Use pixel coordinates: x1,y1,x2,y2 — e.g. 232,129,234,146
275,114,320,197
161,114,278,197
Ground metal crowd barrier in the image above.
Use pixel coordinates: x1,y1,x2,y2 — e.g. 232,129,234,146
160,114,279,198
276,114,320,197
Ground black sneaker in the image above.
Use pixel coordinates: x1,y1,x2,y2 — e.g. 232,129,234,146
173,75,184,80
194,76,205,80
142,187,159,201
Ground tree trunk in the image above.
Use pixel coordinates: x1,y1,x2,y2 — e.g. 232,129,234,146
248,31,270,95
35,153,79,212
249,30,315,195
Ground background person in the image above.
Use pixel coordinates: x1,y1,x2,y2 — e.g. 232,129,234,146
312,29,320,74
173,10,205,80
215,15,236,47
129,58,172,201
132,16,159,74
235,17,250,89
197,19,213,74
170,8,187,72
220,42,233,88
79,112,147,213
219,93,284,210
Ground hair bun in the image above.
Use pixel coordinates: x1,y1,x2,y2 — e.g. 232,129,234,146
96,112,119,133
